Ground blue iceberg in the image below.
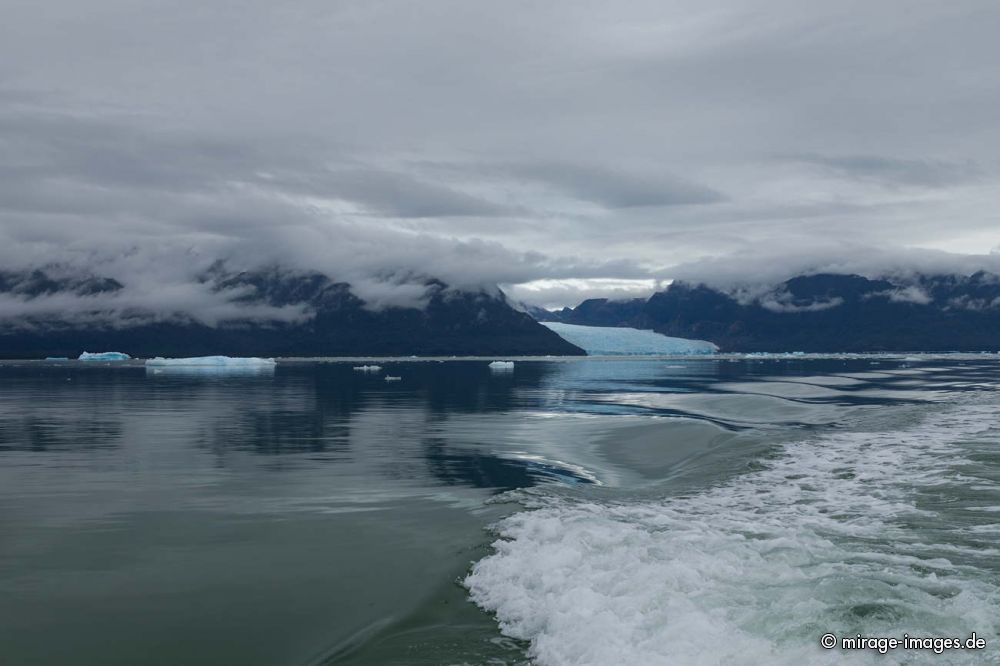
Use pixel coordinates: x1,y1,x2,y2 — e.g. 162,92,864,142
542,322,717,356
79,351,132,361
145,356,276,367
145,356,276,377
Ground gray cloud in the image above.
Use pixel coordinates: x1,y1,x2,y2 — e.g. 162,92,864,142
668,243,1000,293
759,295,844,313
498,162,725,208
883,286,934,305
1,0,999,314
791,154,985,188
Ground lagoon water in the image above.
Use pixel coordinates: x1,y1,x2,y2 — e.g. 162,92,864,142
1,356,998,665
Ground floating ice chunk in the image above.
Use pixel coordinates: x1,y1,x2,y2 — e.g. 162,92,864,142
45,356,69,361
353,365,383,372
145,356,275,367
384,375,402,382
79,351,131,361
542,323,717,356
489,360,515,370
144,356,275,377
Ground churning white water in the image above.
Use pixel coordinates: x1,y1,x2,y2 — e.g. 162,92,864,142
467,400,1000,665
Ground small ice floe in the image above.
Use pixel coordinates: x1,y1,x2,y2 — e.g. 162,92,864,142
352,365,382,372
45,356,69,361
79,351,131,361
384,375,402,382
489,360,515,370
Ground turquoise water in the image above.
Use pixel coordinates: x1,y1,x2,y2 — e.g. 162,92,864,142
0,356,998,664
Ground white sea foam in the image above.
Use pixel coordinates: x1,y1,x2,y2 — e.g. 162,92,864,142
466,403,1000,665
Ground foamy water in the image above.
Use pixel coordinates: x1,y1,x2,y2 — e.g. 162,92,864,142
467,399,1000,665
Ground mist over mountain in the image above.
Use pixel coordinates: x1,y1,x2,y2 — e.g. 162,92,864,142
0,266,583,358
540,272,1000,352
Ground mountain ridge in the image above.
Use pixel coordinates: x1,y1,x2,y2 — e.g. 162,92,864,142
535,272,1000,352
0,267,584,358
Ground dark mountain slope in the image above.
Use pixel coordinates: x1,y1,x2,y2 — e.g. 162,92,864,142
532,273,1000,352
0,267,584,358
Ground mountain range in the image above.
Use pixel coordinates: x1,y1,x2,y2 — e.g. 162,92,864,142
537,272,1000,352
0,267,584,358
4,267,999,357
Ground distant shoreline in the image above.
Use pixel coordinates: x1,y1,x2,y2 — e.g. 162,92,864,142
3,352,999,363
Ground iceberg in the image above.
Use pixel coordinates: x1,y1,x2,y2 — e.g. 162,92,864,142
145,356,276,367
384,375,402,382
542,322,717,356
144,356,275,377
79,351,131,361
489,360,515,370
353,365,382,372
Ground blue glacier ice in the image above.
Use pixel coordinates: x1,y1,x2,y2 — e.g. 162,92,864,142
145,356,276,367
79,351,131,361
542,322,717,356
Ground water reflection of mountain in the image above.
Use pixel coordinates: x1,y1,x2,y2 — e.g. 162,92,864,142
0,366,130,452
0,362,583,491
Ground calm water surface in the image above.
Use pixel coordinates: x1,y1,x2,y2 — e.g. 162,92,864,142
1,356,998,665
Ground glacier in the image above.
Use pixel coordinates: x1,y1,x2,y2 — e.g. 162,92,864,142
79,351,131,361
145,356,276,367
542,322,717,356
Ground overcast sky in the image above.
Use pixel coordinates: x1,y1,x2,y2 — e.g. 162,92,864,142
2,0,999,310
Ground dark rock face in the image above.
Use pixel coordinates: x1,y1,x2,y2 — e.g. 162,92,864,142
536,298,648,327
532,273,1000,352
0,270,124,298
0,268,584,358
